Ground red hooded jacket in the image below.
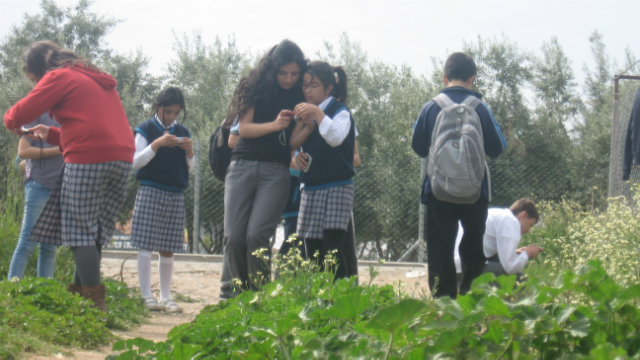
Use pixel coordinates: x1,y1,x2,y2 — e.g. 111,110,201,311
4,64,135,164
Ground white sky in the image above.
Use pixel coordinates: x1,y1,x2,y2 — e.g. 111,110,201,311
2,0,640,89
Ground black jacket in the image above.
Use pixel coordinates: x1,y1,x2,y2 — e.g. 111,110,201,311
623,86,640,180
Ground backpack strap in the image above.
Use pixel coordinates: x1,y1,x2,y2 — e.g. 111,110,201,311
462,96,481,110
433,93,455,109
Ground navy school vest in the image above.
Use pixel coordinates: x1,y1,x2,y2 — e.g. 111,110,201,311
135,119,191,192
299,99,356,188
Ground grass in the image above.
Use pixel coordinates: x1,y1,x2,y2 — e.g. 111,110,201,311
0,172,149,359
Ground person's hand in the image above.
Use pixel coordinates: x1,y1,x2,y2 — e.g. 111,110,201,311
272,110,293,132
299,114,315,129
294,103,321,120
295,151,309,170
26,124,50,141
151,134,178,151
523,244,543,259
19,160,26,173
178,137,193,152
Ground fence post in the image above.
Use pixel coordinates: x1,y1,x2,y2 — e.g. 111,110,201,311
193,138,201,254
418,157,427,263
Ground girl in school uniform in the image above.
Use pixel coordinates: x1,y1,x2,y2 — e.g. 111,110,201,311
7,112,63,280
222,39,307,296
131,87,194,313
290,61,356,280
4,41,135,311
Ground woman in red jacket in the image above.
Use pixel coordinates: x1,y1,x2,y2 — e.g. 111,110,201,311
4,41,135,311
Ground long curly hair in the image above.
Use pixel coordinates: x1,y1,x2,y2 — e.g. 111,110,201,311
22,41,101,81
225,39,307,126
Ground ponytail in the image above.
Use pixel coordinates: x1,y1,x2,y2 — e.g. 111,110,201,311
307,61,349,104
333,66,348,103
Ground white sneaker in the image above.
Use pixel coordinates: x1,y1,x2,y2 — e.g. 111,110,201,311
143,296,162,311
159,299,183,313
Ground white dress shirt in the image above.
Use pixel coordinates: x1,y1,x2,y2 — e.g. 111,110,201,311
454,208,529,275
133,116,195,172
317,96,353,147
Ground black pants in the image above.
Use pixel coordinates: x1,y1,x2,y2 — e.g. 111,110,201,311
278,216,306,258
426,193,488,299
304,229,348,281
343,215,358,278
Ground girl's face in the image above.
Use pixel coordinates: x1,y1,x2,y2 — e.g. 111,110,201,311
156,104,182,126
276,62,301,90
303,73,332,106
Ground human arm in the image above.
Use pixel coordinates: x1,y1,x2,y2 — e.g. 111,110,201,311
495,220,530,275
17,136,61,159
294,103,351,147
411,102,434,158
479,102,507,159
132,132,179,171
353,141,360,167
238,108,292,139
228,122,240,149
4,71,66,132
178,137,195,173
289,116,315,150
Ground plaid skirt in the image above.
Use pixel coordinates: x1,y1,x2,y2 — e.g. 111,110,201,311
130,185,186,253
30,161,132,247
297,184,354,239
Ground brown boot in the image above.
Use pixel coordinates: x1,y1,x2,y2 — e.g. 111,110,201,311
79,283,107,312
67,283,79,295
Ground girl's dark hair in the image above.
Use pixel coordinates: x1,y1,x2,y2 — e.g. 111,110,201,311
225,39,307,126
306,61,348,103
23,40,101,81
152,87,187,121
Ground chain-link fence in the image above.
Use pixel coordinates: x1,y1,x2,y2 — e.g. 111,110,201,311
110,142,611,262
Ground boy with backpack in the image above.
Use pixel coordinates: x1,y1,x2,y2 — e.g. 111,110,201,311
412,52,507,299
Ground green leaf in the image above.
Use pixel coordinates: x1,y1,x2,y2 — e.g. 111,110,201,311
483,320,505,344
569,318,590,338
435,326,469,350
275,312,301,337
617,283,640,301
365,298,427,333
322,292,372,321
482,296,511,317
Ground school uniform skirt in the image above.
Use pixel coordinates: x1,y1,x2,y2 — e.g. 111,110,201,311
30,161,132,247
130,185,186,253
297,184,355,240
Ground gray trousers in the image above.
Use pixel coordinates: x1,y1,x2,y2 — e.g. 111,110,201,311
223,160,290,294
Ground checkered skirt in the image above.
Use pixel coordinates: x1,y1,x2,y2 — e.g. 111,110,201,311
130,185,186,253
297,184,354,239
30,161,132,247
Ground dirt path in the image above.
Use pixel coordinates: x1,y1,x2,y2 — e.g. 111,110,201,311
25,258,430,359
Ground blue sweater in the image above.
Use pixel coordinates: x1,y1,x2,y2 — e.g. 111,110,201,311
135,119,191,192
412,87,507,203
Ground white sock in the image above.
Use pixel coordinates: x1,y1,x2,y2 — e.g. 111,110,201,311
137,250,153,299
159,255,174,301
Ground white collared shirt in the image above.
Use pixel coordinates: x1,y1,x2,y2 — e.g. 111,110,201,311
454,208,529,275
317,96,353,147
133,116,195,172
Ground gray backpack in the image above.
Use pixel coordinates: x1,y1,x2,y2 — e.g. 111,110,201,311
428,94,491,204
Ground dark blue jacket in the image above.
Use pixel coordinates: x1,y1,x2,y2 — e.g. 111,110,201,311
623,86,640,180
135,119,191,192
412,87,507,203
300,99,356,188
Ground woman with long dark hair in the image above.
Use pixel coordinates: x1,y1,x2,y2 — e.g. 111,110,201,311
4,41,135,311
222,39,307,297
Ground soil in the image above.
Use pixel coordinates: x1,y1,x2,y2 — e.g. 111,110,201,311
24,258,430,359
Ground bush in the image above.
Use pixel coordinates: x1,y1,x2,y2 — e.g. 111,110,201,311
524,190,640,285
112,253,640,359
